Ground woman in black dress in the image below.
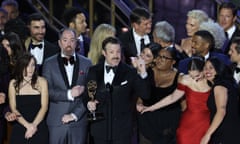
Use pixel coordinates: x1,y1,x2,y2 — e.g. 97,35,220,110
8,53,49,144
137,47,181,144
201,57,240,144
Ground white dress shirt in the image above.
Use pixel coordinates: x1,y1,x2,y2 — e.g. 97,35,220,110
133,28,150,56
226,25,236,40
30,42,44,65
104,62,115,85
234,65,240,83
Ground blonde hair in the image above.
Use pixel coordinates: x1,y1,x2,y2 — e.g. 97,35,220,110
88,24,116,65
187,9,209,24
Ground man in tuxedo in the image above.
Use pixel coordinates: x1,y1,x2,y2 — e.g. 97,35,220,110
218,2,240,54
85,37,150,144
178,30,231,74
63,7,90,57
42,28,92,144
25,13,59,75
228,37,240,84
119,7,153,65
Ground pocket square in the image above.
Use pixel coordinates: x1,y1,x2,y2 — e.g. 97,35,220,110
79,70,84,75
121,80,128,85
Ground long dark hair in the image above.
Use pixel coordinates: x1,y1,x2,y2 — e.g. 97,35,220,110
206,57,234,86
1,32,25,65
188,56,205,72
13,53,38,93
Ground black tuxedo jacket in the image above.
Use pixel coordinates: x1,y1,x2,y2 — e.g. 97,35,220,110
223,27,240,54
119,29,153,64
25,38,59,75
84,62,150,140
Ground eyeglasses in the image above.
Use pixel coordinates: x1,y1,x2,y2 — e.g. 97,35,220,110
157,55,173,61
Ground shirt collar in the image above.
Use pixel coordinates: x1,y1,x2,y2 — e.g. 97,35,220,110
61,53,76,60
226,25,236,39
204,52,210,60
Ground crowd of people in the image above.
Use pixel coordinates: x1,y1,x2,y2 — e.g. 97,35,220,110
0,0,240,144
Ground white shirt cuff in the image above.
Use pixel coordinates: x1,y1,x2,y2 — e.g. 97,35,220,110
71,113,78,121
67,90,74,101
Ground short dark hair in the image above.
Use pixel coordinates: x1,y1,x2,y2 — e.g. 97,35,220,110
231,37,240,54
130,7,151,24
58,28,77,39
194,30,215,51
1,0,18,9
27,13,45,25
219,2,238,16
63,7,83,26
102,37,121,50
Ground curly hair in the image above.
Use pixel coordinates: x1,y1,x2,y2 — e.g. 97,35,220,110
199,20,226,50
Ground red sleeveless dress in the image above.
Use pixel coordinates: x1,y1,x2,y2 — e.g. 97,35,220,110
177,83,210,144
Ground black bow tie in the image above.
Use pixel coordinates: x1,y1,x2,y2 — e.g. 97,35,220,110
235,67,240,73
106,65,117,73
62,56,75,65
30,43,43,49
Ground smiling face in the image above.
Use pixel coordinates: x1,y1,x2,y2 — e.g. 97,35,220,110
140,47,154,65
73,13,87,35
133,17,152,36
203,60,216,82
228,43,240,64
191,35,209,56
29,20,46,43
155,49,175,70
186,17,200,36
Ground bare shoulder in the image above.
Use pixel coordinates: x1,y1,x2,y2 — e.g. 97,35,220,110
9,79,16,86
179,74,192,85
37,76,47,84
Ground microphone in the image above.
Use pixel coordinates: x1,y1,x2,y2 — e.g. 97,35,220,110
106,83,112,93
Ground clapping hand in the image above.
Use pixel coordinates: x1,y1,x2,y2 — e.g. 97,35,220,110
71,85,85,98
62,114,75,124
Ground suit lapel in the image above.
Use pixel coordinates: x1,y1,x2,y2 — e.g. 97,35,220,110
112,62,126,86
71,55,80,87
97,63,105,88
130,30,138,56
57,54,71,89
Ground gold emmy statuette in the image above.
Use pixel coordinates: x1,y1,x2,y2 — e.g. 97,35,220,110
87,80,104,121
